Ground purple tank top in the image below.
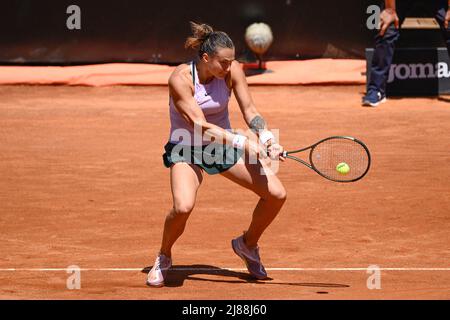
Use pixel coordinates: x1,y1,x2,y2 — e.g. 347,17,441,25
168,61,232,146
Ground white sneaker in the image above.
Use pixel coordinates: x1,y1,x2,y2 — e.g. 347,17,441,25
146,253,172,287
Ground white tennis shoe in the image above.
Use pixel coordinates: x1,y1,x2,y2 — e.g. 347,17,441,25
146,253,172,287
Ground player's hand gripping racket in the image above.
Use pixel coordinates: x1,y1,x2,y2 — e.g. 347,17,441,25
282,136,371,182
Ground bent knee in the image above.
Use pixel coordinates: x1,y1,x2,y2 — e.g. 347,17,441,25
172,202,195,216
266,186,287,202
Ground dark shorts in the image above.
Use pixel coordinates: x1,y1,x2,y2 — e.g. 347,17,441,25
162,142,244,175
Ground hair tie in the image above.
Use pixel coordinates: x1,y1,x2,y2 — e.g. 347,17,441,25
202,32,213,41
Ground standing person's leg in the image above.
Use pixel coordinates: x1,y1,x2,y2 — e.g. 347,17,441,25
147,162,203,287
364,1,409,106
435,0,450,53
220,158,287,279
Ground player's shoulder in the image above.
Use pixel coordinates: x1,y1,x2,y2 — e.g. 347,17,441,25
168,62,193,89
229,59,246,85
231,59,241,69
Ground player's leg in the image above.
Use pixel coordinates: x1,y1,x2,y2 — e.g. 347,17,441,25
220,158,287,248
434,0,450,52
364,1,408,106
147,162,203,287
159,162,203,257
220,158,286,279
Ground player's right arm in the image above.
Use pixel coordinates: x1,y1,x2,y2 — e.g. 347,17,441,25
380,0,399,36
168,66,263,156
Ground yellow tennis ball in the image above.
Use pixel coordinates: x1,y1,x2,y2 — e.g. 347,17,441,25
336,162,350,175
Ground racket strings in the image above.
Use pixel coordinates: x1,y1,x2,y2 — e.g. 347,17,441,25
310,138,370,182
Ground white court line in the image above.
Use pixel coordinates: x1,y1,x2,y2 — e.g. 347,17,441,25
0,267,450,272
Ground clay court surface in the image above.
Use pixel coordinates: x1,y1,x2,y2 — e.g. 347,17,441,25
0,85,449,299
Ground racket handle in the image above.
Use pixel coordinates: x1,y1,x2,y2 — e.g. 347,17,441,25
282,151,287,157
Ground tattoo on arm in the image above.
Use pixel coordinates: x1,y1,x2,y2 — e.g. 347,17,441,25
249,116,266,133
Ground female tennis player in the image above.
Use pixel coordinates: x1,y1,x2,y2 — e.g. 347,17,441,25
147,22,287,287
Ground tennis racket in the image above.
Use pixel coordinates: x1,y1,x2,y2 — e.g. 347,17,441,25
282,136,371,183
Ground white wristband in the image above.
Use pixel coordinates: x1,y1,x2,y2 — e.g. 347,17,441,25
232,135,247,149
259,130,275,145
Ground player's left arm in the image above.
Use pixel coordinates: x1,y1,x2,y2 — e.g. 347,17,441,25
229,61,265,131
229,60,285,160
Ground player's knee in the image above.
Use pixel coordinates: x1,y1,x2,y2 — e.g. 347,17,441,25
268,186,287,203
172,202,195,217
